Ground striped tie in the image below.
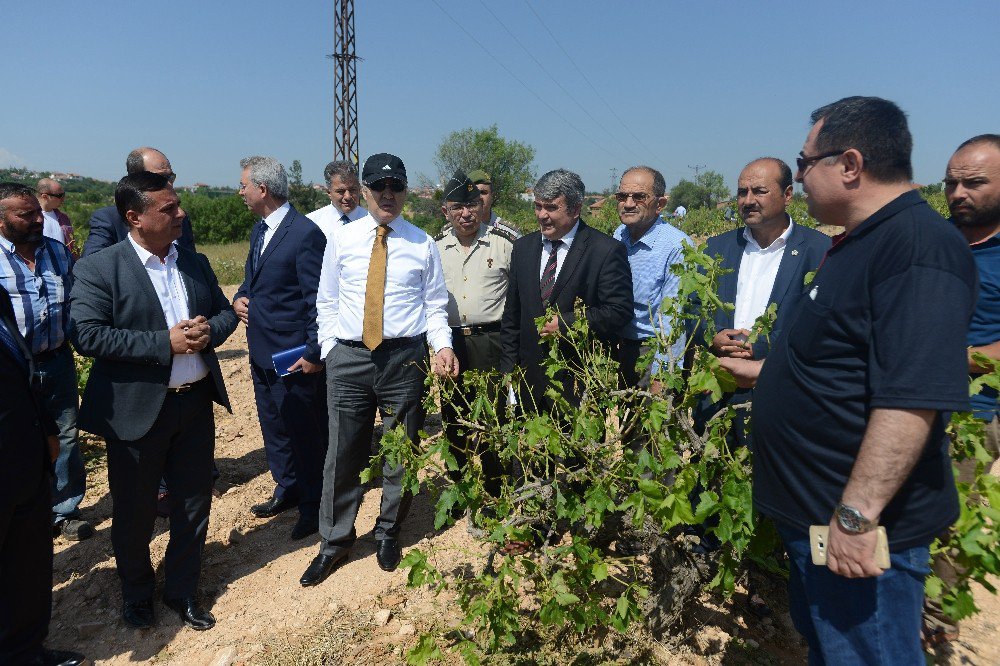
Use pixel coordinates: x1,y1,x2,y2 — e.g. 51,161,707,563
251,220,266,272
539,239,562,301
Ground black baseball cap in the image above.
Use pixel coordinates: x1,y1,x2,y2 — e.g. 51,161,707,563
443,170,480,204
362,153,407,186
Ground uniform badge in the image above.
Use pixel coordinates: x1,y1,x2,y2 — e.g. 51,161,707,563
487,258,494,268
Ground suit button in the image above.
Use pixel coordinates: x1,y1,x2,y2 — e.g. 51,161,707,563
34,420,40,427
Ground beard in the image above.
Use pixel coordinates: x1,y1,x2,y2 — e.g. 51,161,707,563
951,198,1000,228
0,221,43,244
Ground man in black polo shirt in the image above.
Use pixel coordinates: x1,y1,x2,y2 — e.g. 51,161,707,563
720,97,978,664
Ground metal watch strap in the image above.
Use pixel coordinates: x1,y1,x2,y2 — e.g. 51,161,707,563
835,503,878,534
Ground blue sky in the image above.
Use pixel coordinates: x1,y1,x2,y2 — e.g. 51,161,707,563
2,1,997,194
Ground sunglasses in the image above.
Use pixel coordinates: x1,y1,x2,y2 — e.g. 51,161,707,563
368,179,405,193
44,191,66,199
796,149,847,173
614,191,651,203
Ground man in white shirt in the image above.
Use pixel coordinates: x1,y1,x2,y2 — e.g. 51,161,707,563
306,160,367,240
35,178,76,254
692,158,829,444
300,153,458,587
71,171,238,631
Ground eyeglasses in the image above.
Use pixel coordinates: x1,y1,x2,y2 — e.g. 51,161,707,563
796,149,847,173
368,179,405,193
165,172,177,184
614,191,651,203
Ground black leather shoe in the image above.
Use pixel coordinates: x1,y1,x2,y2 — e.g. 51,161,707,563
290,515,319,540
299,549,349,587
250,494,298,518
376,538,402,572
24,648,89,666
122,599,154,629
163,596,216,630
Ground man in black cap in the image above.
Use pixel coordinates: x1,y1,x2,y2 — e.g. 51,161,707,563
434,171,518,509
302,153,458,586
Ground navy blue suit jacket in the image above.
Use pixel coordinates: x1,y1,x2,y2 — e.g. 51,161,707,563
697,221,831,359
0,287,56,507
83,205,195,258
235,205,327,368
691,221,830,434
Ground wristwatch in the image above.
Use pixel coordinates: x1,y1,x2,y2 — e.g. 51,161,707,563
835,503,878,534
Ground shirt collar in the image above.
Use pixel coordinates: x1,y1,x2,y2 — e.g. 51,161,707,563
128,233,177,266
263,201,291,229
617,216,666,249
742,215,794,250
0,235,15,254
442,222,489,248
545,219,580,249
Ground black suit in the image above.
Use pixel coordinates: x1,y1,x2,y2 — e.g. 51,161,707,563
82,204,195,258
71,240,237,603
501,220,633,408
0,288,57,663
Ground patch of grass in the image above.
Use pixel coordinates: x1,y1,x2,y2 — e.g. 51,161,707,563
199,241,250,286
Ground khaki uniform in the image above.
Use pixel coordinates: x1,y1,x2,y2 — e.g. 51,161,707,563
435,222,518,496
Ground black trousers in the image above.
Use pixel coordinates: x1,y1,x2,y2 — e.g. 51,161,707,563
442,329,505,497
0,475,51,664
105,380,215,603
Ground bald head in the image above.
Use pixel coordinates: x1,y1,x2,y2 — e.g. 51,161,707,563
35,177,66,212
126,147,175,183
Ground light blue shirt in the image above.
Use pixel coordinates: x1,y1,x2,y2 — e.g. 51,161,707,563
0,235,74,354
613,216,690,366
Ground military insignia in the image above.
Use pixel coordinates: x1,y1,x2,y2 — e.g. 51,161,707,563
487,258,493,268
467,184,474,192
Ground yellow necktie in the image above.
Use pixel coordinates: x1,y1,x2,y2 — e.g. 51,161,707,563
362,224,391,350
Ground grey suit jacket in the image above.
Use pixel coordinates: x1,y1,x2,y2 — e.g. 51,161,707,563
70,239,238,441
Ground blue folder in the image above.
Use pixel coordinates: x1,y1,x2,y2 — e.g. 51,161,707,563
271,344,307,377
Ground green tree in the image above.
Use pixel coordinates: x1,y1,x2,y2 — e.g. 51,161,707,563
668,170,731,211
287,159,326,215
434,125,536,206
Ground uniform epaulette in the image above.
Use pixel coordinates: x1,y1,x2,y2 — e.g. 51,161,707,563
433,230,446,242
488,222,520,243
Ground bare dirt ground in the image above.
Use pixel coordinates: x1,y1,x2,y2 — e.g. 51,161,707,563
47,286,999,665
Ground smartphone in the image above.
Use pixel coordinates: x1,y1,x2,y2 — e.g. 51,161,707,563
809,525,890,569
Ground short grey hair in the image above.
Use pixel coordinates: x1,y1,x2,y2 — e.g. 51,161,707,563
323,160,358,186
534,169,585,210
240,155,288,200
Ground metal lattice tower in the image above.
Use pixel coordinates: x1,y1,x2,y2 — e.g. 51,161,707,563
328,0,360,164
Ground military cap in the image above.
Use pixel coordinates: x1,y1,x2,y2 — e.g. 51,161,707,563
443,170,480,204
467,169,492,185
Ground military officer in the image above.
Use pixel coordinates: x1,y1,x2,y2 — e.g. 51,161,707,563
435,171,518,498
468,169,520,237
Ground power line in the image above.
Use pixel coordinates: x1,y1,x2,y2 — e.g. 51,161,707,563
688,164,707,178
427,0,624,163
522,1,649,157
477,0,640,163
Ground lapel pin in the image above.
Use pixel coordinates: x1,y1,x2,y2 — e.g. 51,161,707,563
791,249,799,256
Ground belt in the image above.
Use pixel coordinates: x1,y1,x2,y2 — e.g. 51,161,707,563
452,321,502,336
336,333,426,351
33,345,66,363
167,377,209,394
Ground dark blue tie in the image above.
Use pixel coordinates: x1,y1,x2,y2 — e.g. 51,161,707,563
251,221,266,272
0,318,28,371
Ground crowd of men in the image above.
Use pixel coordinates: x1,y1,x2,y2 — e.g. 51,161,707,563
0,96,997,665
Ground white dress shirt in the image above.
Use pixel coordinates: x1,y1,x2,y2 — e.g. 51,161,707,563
42,210,64,243
316,213,452,357
127,235,209,387
733,218,794,331
538,220,580,282
259,201,291,255
307,203,368,242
